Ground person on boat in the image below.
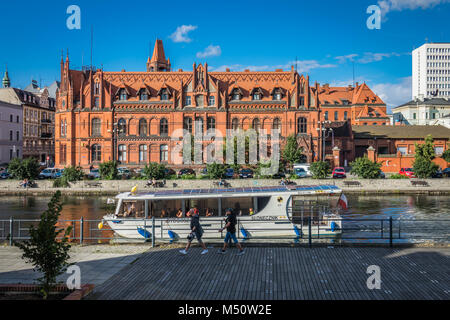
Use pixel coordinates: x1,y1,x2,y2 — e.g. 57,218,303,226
218,208,244,255
124,203,136,217
179,209,208,255
176,209,183,218
206,208,213,217
161,209,167,218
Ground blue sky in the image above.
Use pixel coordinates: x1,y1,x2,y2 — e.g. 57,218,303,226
1,0,449,111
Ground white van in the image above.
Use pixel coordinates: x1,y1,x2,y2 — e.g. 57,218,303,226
293,164,312,177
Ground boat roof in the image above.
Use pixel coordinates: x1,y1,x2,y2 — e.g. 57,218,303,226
116,185,342,200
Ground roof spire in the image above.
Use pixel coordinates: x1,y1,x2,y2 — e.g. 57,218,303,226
2,64,11,88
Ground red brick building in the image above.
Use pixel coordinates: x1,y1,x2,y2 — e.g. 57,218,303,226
55,40,386,169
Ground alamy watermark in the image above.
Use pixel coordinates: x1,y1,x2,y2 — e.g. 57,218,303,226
366,265,381,290
66,265,81,290
366,5,381,30
66,5,81,30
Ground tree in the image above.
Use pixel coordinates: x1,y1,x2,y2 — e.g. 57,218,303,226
99,161,118,180
413,135,439,178
350,157,382,179
15,191,72,299
62,166,85,181
282,135,306,166
8,157,40,180
206,162,227,179
310,161,331,179
142,162,166,180
442,148,450,163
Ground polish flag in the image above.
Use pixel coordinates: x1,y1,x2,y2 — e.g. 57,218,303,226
338,193,348,210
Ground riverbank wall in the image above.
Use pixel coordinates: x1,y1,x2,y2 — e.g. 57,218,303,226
1,178,449,196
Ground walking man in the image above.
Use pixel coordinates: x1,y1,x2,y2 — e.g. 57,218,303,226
179,209,208,255
218,208,244,255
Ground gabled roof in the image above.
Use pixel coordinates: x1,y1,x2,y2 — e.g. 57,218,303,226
353,125,450,139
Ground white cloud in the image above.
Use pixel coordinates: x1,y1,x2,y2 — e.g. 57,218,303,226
169,25,197,43
335,52,404,64
196,45,222,58
372,76,412,111
335,54,358,64
378,0,450,17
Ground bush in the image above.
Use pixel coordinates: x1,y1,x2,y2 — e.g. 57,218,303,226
350,157,382,179
15,191,72,299
442,149,450,163
282,135,306,166
99,161,118,180
310,161,331,179
255,161,280,178
142,162,166,180
62,166,84,182
413,157,439,178
180,174,196,180
8,157,40,180
390,173,409,179
206,163,227,179
53,176,70,188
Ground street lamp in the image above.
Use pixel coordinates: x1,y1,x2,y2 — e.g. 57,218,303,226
316,121,334,161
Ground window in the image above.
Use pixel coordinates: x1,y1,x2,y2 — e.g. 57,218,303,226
272,118,281,131
231,88,241,101
208,96,215,106
344,111,348,120
183,117,192,133
118,145,127,162
94,82,100,95
185,96,191,106
91,144,101,162
207,117,216,132
397,146,407,155
252,118,260,132
10,149,13,160
91,118,101,136
232,118,239,130
16,131,19,141
139,89,148,101
10,114,13,122
16,115,19,123
160,144,168,162
334,111,338,121
139,118,147,136
297,117,307,134
9,130,12,141
252,89,262,100
119,89,127,101
154,119,166,137
16,149,19,158
160,89,169,101
94,97,100,107
434,146,444,155
118,118,126,136
139,145,148,162
324,111,328,120
195,117,204,133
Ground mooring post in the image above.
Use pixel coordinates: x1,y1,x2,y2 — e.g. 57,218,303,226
308,217,312,248
9,217,13,246
151,216,155,248
80,217,84,245
389,217,393,248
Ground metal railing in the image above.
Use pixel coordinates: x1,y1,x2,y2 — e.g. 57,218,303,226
0,216,449,247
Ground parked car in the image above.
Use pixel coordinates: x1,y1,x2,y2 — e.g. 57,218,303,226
38,168,61,179
117,167,131,179
239,168,254,179
443,167,450,177
293,164,312,177
294,167,308,178
87,168,101,179
54,169,65,178
399,168,415,178
178,168,196,177
431,169,443,179
165,168,176,176
0,171,11,179
332,167,346,179
224,168,235,179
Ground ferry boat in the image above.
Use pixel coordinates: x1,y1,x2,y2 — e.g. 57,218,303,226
102,185,343,240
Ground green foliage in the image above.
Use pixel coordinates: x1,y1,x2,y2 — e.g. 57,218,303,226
310,161,331,179
254,161,281,178
53,176,70,188
282,135,306,165
206,162,227,179
62,166,84,182
350,157,382,179
389,173,409,179
15,191,72,299
442,149,450,163
142,162,166,180
180,174,196,180
413,157,439,178
99,161,118,180
8,157,40,180
413,135,439,178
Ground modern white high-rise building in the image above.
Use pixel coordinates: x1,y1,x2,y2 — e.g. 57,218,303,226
412,42,450,99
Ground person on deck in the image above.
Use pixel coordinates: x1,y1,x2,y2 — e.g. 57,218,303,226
218,208,244,255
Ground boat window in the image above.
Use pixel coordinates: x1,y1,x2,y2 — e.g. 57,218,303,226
257,197,271,212
184,198,219,217
222,197,253,216
117,200,145,218
150,199,183,218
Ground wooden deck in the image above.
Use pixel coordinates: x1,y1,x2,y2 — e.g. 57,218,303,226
89,247,450,300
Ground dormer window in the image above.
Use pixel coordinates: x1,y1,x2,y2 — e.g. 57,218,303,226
159,88,170,101
230,88,242,101
138,89,149,101
119,89,128,101
271,88,284,101
208,96,215,106
185,96,191,106
251,88,263,101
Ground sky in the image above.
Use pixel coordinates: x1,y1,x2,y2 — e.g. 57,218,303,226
0,0,449,112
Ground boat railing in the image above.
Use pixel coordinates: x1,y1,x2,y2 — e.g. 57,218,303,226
1,216,449,246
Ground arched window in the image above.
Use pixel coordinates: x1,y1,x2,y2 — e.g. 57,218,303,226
118,118,126,136
252,118,260,132
160,118,168,136
139,145,148,162
272,88,283,101
232,118,239,130
118,145,127,162
344,111,348,120
207,117,216,132
208,96,215,106
139,118,147,136
195,117,204,133
272,118,281,131
160,88,169,101
251,88,263,100
91,118,101,136
297,117,307,134
119,89,127,101
183,117,192,134
160,144,168,162
91,144,101,162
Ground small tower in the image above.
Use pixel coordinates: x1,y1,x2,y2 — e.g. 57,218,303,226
2,65,11,88
147,39,171,72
